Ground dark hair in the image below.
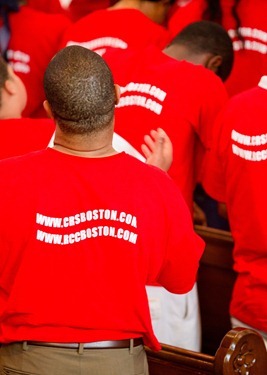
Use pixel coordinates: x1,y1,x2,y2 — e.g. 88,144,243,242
44,46,116,135
171,20,234,81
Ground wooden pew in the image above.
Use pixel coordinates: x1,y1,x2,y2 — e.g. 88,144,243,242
195,225,237,355
146,327,267,375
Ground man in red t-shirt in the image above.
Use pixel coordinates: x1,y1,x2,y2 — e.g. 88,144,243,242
104,21,231,350
222,0,267,97
60,0,175,56
202,76,267,348
168,0,267,97
3,1,71,118
105,32,230,214
0,45,204,374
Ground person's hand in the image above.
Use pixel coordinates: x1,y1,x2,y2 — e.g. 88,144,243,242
141,128,173,171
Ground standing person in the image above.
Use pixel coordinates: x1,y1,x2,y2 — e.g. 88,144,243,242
1,0,71,118
104,20,232,350
148,20,233,230
0,56,55,159
221,0,267,97
105,20,232,214
168,0,267,97
202,75,267,348
60,0,175,56
0,45,204,374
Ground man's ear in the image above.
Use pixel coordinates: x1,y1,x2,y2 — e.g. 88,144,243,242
114,84,120,105
206,55,222,74
43,100,54,119
4,79,16,95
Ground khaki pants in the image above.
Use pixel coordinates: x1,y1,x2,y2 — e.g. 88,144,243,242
0,342,149,375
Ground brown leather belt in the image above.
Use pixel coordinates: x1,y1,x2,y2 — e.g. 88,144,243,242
26,338,143,349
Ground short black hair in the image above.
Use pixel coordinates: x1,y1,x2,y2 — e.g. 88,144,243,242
171,20,234,81
44,45,116,135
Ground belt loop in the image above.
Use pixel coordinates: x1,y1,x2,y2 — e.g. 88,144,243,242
129,339,134,355
78,343,84,355
22,341,29,351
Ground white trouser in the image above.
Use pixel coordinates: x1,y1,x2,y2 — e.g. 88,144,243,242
146,283,201,351
111,134,201,350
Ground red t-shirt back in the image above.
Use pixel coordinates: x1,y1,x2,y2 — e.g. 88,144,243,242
104,46,228,212
60,8,171,55
8,6,71,118
0,150,204,349
203,78,267,332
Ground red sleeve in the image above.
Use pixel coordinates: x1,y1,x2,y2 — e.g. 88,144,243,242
202,110,228,203
195,70,229,149
190,66,229,183
155,179,205,293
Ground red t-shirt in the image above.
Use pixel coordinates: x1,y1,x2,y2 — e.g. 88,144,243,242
27,0,66,14
168,0,267,97
104,46,228,212
7,6,71,118
68,0,112,22
0,118,55,160
168,0,207,38
202,77,267,332
60,8,171,56
222,0,267,96
26,0,114,21
0,149,204,350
